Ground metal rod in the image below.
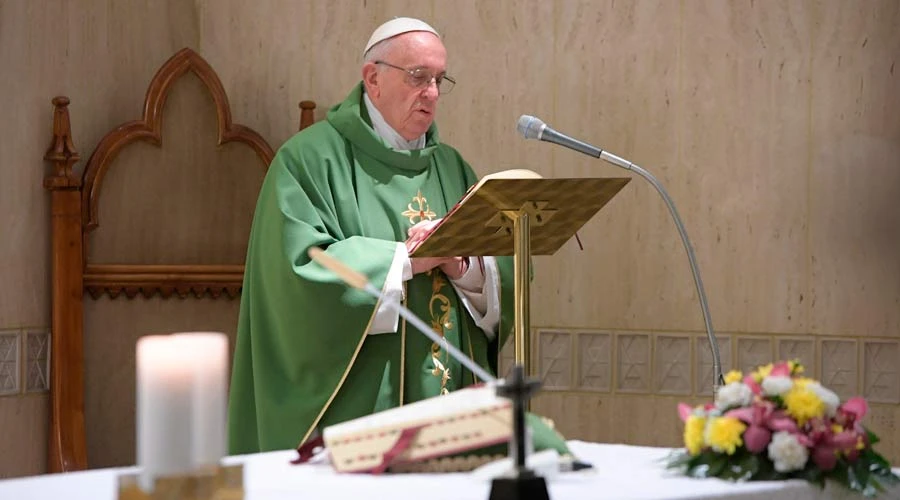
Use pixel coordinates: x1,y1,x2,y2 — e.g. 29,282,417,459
362,284,497,384
612,158,723,394
308,246,499,385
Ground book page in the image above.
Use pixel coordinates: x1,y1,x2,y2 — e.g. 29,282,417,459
410,169,544,253
459,168,542,205
322,385,504,438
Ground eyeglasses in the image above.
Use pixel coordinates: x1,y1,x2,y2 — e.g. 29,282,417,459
374,60,456,95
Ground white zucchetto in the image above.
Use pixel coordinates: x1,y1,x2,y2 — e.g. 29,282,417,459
363,17,440,56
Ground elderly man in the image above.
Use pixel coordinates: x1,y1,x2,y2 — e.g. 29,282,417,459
227,17,516,454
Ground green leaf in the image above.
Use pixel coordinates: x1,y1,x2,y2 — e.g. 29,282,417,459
707,453,729,477
687,463,711,478
737,452,760,476
865,427,880,446
720,452,753,481
863,449,894,476
665,451,695,470
831,461,851,489
710,450,758,482
853,458,872,490
799,464,826,488
869,472,900,496
847,460,866,493
685,451,715,478
752,456,773,480
870,463,900,486
751,455,786,481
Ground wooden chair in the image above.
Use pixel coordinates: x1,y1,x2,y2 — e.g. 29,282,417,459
42,47,316,472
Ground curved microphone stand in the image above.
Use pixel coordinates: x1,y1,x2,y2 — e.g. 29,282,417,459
518,116,724,394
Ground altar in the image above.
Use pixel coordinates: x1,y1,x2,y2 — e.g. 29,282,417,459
3,441,896,500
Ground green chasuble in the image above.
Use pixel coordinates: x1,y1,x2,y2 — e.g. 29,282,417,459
227,83,516,454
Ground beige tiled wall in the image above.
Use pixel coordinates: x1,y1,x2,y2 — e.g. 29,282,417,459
2,0,898,478
0,329,50,478
512,329,900,463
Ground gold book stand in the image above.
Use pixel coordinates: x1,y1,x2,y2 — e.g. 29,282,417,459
117,464,244,500
411,175,630,377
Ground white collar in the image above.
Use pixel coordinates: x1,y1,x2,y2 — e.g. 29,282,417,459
363,91,426,151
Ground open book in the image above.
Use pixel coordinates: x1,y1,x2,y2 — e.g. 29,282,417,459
409,168,630,258
320,384,570,474
322,385,512,473
408,168,543,258
457,168,544,206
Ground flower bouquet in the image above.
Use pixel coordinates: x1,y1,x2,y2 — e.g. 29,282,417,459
667,360,899,497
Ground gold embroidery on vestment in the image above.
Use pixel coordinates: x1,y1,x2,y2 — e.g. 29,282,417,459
402,190,436,224
428,271,452,395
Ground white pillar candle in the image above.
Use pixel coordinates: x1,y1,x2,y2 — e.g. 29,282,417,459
136,332,229,491
136,335,194,491
175,332,228,470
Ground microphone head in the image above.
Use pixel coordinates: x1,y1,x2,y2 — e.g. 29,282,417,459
517,115,546,140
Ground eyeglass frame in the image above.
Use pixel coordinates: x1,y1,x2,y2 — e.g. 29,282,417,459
373,60,456,95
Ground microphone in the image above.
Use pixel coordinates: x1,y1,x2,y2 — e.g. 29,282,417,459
517,115,634,170
517,115,602,158
517,115,725,394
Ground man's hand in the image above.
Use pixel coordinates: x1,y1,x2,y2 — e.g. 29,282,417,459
410,256,449,275
406,219,468,279
439,256,468,280
406,219,440,253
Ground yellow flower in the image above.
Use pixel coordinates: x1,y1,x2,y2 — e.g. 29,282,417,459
684,415,707,455
788,359,805,375
723,370,743,385
705,416,746,455
783,384,825,426
753,363,774,382
832,424,844,434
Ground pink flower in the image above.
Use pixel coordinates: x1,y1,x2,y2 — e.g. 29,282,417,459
743,425,772,453
810,443,839,471
831,397,870,448
727,400,799,453
678,402,713,422
837,397,868,428
802,419,862,470
678,403,693,422
770,362,792,377
743,375,762,395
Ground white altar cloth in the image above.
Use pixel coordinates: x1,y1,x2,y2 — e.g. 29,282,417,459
1,441,897,500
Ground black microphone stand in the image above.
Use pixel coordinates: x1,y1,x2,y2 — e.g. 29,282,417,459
489,364,550,500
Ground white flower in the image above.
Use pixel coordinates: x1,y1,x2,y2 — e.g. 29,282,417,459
807,382,840,417
715,382,753,409
767,431,809,472
761,375,793,396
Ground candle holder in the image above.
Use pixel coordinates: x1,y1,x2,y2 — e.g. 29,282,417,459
117,464,244,500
